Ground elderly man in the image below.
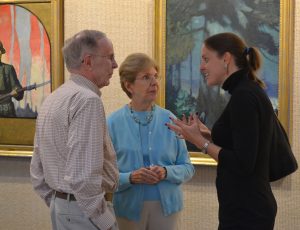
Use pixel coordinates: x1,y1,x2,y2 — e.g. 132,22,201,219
0,41,23,117
30,30,119,230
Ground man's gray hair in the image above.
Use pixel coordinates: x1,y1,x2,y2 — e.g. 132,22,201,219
62,30,106,71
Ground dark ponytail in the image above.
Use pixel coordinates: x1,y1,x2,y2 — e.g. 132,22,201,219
243,47,265,88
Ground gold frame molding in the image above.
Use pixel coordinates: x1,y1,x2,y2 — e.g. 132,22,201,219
0,0,64,157
154,0,294,165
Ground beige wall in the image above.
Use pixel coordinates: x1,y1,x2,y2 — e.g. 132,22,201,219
0,0,299,229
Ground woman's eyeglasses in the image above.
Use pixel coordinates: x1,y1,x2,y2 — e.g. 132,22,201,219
135,74,161,84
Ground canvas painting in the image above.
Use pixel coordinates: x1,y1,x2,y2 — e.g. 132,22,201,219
0,4,51,118
155,0,293,164
0,0,63,156
165,0,279,151
165,0,279,130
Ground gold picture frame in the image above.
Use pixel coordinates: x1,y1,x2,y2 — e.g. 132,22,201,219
0,0,64,157
154,0,294,165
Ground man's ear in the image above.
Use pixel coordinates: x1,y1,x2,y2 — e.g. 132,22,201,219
82,55,93,70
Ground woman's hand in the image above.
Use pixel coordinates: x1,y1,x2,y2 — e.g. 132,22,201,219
167,114,221,161
190,114,212,141
149,165,167,181
130,167,160,184
167,114,209,149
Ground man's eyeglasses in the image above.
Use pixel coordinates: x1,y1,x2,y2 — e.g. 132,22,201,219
81,53,116,63
135,74,161,84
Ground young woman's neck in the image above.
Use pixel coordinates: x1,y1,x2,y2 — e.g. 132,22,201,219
222,65,240,84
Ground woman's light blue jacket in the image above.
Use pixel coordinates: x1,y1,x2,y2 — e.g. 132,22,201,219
107,105,195,221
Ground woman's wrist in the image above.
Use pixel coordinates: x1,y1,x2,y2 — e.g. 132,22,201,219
129,172,134,184
196,139,210,154
163,167,167,179
201,141,210,154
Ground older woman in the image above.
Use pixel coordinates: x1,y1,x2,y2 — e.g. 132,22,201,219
107,53,194,230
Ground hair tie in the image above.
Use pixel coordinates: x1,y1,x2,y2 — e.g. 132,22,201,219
244,47,251,55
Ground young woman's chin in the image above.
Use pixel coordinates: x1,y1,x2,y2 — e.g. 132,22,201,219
206,78,220,87
206,79,214,87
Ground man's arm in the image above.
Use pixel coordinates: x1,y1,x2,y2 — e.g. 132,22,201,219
30,134,53,207
65,97,116,230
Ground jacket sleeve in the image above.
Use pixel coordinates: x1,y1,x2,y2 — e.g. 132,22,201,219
30,134,53,207
164,138,195,184
218,90,260,176
65,98,115,230
107,114,133,192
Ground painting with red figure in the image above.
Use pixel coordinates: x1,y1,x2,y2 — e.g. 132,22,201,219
0,4,51,118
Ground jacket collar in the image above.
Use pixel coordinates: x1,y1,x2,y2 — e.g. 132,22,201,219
222,69,249,94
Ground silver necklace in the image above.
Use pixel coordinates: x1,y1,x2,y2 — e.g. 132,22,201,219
129,104,155,126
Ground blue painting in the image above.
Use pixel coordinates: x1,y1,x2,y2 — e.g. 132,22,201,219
165,0,279,131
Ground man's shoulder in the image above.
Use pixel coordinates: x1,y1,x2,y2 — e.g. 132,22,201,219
55,80,99,99
42,81,100,110
39,83,102,121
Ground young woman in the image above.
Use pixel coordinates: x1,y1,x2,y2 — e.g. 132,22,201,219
167,33,277,230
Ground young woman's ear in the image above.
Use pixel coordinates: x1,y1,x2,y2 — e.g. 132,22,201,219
223,52,232,66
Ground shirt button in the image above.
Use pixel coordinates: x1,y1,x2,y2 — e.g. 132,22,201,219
149,131,152,135
149,147,152,151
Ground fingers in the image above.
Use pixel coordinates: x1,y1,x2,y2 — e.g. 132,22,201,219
166,124,184,139
166,114,203,140
169,116,184,126
149,166,166,180
168,116,189,132
131,166,167,184
181,114,188,124
165,121,182,133
131,167,160,184
166,117,189,140
188,114,194,125
192,113,202,124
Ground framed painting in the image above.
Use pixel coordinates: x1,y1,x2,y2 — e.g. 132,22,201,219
154,0,294,165
0,0,64,157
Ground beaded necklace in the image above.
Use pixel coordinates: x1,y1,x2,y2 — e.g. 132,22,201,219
129,104,155,126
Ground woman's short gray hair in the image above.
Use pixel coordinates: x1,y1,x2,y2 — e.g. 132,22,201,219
119,53,158,98
62,30,106,71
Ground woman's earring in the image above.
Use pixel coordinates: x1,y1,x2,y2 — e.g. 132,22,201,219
224,63,229,74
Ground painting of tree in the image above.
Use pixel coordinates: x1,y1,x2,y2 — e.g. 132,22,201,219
165,0,279,132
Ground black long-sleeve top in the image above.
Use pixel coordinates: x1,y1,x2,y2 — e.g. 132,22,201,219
211,69,277,230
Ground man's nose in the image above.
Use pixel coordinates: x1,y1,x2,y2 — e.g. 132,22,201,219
112,59,118,69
